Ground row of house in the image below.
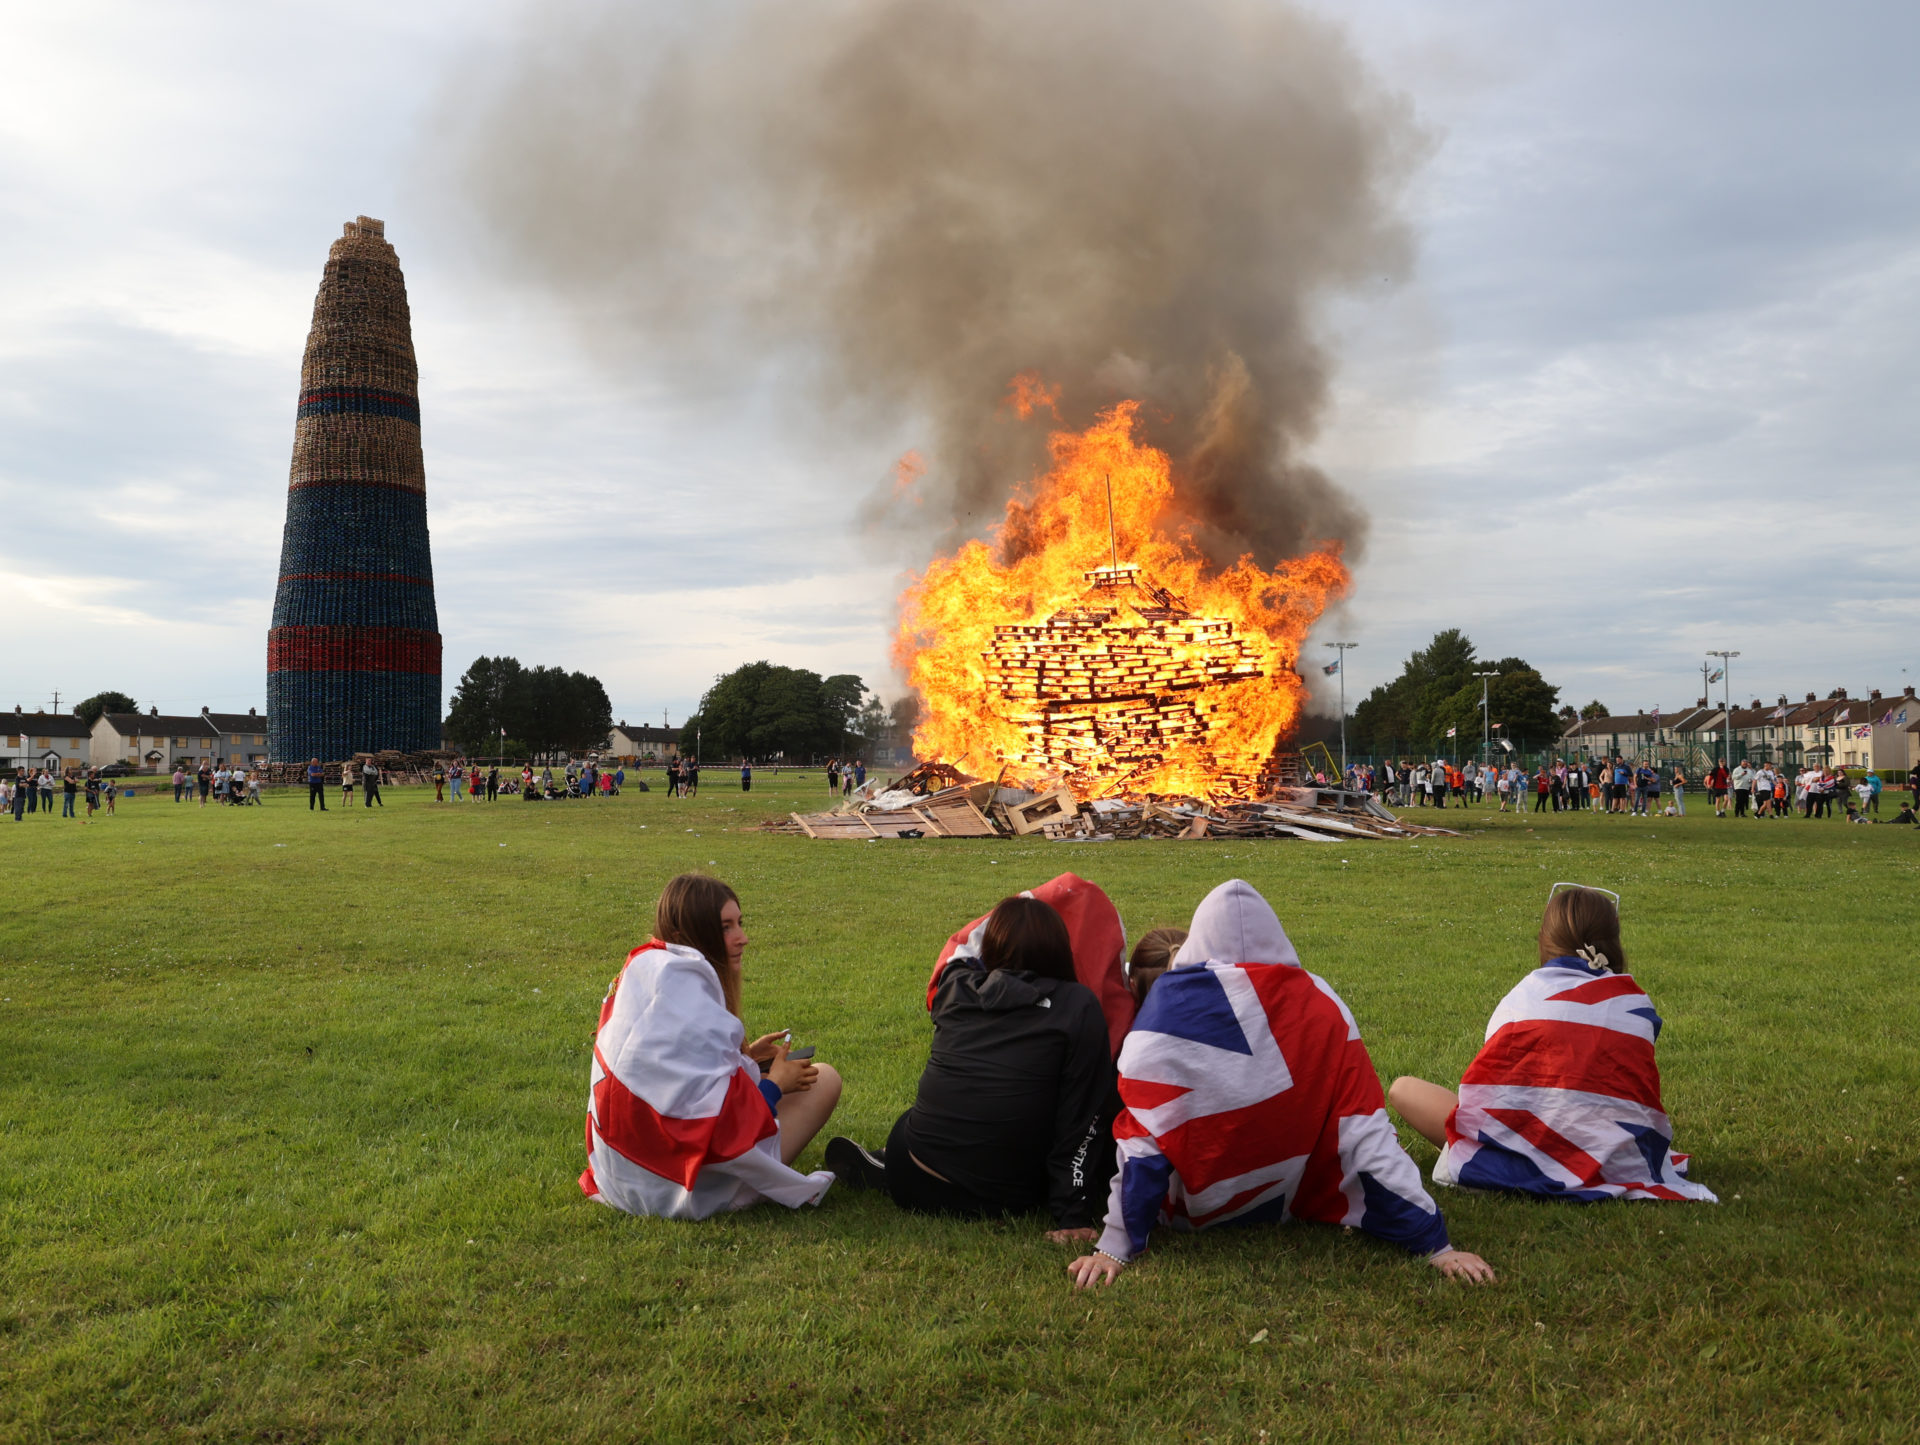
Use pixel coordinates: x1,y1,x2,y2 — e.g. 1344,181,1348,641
3,706,273,776
1561,685,1919,772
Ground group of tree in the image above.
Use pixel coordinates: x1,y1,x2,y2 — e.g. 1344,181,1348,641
73,691,140,727
681,661,890,761
444,656,613,760
1347,629,1565,754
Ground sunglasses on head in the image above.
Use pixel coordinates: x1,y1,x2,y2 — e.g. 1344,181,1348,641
1549,882,1621,912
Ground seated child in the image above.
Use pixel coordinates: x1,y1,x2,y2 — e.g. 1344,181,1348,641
582,874,839,1218
1388,884,1717,1203
827,893,1117,1236
1069,880,1494,1288
1125,926,1187,1005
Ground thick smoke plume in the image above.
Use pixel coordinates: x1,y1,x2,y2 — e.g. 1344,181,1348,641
446,0,1422,569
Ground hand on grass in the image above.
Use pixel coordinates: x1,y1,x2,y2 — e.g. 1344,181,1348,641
745,1032,787,1064
768,1044,817,1094
1428,1248,1496,1285
1046,1227,1099,1245
1067,1253,1125,1289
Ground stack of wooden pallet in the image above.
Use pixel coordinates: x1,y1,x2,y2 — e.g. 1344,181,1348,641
980,565,1266,791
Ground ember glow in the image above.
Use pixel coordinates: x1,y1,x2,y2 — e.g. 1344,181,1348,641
894,400,1348,799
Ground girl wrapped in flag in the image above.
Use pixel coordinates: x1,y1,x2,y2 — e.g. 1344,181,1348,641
581,874,842,1219
1388,885,1717,1203
1068,880,1495,1288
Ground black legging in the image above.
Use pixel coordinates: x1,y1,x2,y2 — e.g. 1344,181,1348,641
883,1112,1001,1218
308,781,327,810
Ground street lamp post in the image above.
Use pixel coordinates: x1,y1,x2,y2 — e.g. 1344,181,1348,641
1707,650,1740,764
1324,641,1357,777
1473,670,1498,769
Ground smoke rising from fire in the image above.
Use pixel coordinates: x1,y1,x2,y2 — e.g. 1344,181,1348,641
444,0,1423,569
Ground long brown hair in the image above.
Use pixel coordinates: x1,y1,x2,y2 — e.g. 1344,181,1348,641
1127,926,1188,1003
979,896,1076,983
655,873,743,1016
1539,887,1627,974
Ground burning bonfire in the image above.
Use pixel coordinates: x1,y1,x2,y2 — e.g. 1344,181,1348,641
771,392,1456,842
895,399,1347,802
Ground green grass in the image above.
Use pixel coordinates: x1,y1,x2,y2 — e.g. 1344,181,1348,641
2,773,1916,1442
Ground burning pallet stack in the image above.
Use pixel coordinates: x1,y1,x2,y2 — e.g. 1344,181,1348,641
982,565,1266,794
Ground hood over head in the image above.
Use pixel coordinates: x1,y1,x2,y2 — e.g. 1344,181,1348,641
1171,879,1300,969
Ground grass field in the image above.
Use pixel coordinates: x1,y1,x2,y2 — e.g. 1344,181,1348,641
2,771,1916,1442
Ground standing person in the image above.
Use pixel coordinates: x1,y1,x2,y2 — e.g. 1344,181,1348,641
105,777,119,814
432,761,447,802
62,771,79,818
363,757,383,807
307,758,327,810
667,756,681,797
1642,763,1662,816
1534,766,1550,813
341,761,354,807
740,759,753,792
1752,764,1775,818
84,772,100,817
39,770,53,816
827,759,840,795
172,765,186,802
197,761,212,806
687,757,700,797
613,764,625,795
1708,760,1729,816
450,762,464,802
247,769,263,806
1731,760,1752,817
1866,769,1883,815
855,759,867,789
10,773,25,822
487,765,500,801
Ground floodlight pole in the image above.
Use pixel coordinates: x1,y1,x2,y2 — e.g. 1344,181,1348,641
1708,650,1740,764
1473,671,1498,768
1324,642,1357,777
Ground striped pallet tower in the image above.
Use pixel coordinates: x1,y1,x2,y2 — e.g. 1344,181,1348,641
267,217,442,762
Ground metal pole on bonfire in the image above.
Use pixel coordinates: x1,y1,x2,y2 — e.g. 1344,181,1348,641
1104,472,1118,570
1324,641,1357,777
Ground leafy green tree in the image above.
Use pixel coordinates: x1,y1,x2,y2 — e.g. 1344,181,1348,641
1580,699,1608,721
445,656,523,753
1348,632,1561,753
682,662,876,761
74,691,139,727
445,656,611,760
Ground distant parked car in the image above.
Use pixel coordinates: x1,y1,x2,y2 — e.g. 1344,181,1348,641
97,762,136,777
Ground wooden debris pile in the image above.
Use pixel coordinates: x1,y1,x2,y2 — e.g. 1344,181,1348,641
764,767,1457,843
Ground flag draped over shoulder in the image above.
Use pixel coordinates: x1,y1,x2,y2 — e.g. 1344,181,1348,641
1095,881,1449,1262
927,872,1135,1057
582,941,832,1219
1435,959,1716,1202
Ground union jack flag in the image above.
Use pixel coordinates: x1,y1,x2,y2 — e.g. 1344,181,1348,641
1095,882,1449,1262
1435,958,1716,1202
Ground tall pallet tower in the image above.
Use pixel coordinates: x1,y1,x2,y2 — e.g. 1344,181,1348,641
267,217,442,761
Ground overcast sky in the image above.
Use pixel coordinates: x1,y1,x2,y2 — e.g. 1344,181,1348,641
2,2,1915,728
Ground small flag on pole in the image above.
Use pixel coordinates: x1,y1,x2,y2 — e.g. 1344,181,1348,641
1770,705,1788,719
1650,707,1661,725
1445,726,1457,738
1322,658,1340,675
1707,667,1724,684
1834,707,1850,723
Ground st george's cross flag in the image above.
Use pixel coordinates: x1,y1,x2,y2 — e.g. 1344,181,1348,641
1094,881,1450,1262
581,941,832,1219
1434,957,1716,1202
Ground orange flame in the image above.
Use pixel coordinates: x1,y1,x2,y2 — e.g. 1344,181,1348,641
1004,370,1062,420
894,399,1348,799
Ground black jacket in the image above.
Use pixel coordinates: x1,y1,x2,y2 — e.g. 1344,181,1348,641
905,964,1116,1228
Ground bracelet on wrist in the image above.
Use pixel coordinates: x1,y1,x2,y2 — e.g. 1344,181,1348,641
1094,1249,1126,1266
